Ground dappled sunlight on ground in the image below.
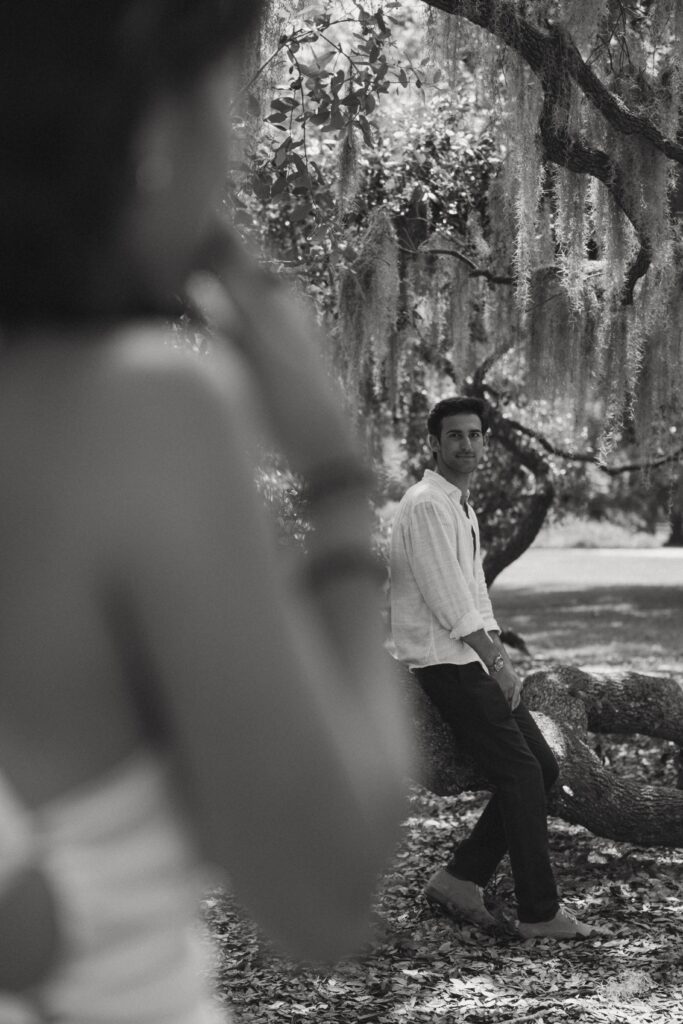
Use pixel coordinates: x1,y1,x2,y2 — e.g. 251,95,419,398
205,548,682,1022
492,550,682,670
492,588,682,668
206,777,683,1024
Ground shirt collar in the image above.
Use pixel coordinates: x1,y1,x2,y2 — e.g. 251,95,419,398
423,468,470,505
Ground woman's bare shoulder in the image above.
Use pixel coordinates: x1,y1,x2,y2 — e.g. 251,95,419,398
44,323,261,531
96,323,250,406
79,323,255,458
2,320,250,425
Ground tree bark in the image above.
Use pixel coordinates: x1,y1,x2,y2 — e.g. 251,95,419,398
667,508,683,547
481,409,555,585
664,469,683,547
463,384,556,585
525,666,683,745
404,662,683,847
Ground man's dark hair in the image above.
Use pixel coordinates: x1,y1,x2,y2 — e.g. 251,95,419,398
427,396,490,440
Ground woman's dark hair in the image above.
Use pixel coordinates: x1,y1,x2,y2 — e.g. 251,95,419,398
0,1,265,321
427,396,491,440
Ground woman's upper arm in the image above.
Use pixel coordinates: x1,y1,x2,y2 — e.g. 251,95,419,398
97,342,399,955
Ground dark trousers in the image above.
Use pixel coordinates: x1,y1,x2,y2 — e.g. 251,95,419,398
415,661,560,923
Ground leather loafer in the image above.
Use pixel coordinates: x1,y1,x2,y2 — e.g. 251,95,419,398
424,868,497,929
517,907,594,939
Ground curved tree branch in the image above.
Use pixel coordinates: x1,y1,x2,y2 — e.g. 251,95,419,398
535,38,653,304
494,412,683,476
400,243,516,284
420,1,683,163
471,342,514,388
536,67,651,304
416,0,680,302
553,23,683,164
466,382,556,584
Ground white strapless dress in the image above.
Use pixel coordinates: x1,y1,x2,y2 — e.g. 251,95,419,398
0,752,229,1024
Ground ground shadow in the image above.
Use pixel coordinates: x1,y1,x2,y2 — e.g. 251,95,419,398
492,584,683,667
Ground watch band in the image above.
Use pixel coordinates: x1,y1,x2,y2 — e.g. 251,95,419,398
488,653,505,675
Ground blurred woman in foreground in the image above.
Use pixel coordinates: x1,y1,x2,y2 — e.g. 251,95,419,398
0,3,411,1021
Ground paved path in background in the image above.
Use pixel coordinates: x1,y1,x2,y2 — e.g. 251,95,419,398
492,547,683,592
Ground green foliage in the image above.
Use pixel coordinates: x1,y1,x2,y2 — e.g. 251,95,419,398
231,12,500,408
234,2,683,446
230,1,683,571
254,458,310,549
233,1,414,221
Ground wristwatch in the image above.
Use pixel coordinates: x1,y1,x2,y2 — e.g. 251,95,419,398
487,652,505,675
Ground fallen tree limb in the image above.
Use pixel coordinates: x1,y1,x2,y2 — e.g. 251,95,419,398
404,662,683,847
528,665,683,745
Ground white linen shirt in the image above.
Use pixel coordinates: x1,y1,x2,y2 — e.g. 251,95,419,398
389,468,499,669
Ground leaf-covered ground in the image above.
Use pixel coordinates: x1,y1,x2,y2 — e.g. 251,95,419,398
203,553,683,1023
203,728,683,1024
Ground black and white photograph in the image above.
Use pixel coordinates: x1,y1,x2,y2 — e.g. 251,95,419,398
0,3,681,1023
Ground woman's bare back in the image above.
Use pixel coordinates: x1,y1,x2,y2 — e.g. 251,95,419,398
0,320,410,980
0,331,158,809
0,328,172,989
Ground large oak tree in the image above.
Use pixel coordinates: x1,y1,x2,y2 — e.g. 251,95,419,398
237,2,683,844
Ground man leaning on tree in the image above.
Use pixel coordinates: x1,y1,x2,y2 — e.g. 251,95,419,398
389,395,593,939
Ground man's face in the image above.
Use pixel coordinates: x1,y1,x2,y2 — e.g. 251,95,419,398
429,413,486,478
